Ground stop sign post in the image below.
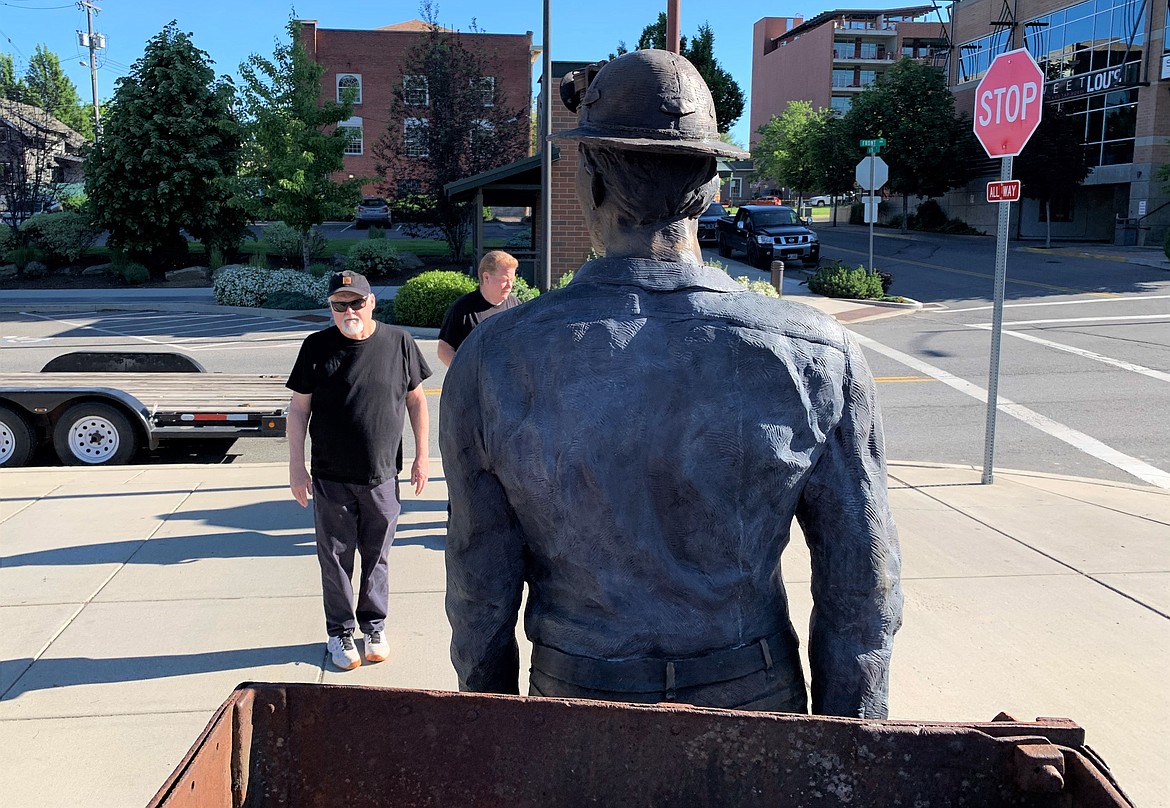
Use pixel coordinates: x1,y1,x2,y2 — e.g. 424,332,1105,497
856,153,888,273
973,48,1045,485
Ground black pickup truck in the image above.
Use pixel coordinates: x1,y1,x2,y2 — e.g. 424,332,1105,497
716,205,820,268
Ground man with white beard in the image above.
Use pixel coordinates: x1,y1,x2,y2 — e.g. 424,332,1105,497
286,270,431,670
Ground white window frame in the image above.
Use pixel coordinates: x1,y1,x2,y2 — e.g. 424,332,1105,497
340,116,363,155
337,73,362,105
477,76,496,107
405,117,429,158
404,75,429,106
469,119,494,150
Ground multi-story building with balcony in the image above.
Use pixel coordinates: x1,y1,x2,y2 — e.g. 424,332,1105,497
750,6,950,142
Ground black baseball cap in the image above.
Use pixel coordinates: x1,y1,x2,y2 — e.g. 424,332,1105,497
328,270,372,298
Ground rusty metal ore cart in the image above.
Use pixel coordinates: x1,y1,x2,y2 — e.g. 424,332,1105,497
148,683,1133,808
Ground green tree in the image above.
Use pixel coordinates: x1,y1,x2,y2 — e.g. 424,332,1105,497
613,15,744,133
1015,107,1093,248
373,4,528,260
754,101,821,202
0,53,20,99
22,45,88,137
844,59,980,231
238,18,362,270
806,114,857,226
85,22,246,274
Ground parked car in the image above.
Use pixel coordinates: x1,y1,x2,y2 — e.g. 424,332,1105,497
697,201,727,244
748,195,783,206
808,195,832,207
355,196,391,229
716,205,819,268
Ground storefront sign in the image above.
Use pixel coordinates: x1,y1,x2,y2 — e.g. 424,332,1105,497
1044,61,1141,101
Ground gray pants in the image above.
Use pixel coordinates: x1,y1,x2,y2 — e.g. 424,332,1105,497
312,476,401,637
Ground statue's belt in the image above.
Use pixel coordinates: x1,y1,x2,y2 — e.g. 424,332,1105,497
531,633,793,694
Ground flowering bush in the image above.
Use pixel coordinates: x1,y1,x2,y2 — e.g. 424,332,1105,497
213,266,328,308
735,276,780,297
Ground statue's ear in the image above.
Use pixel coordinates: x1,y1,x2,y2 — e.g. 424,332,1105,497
581,146,606,209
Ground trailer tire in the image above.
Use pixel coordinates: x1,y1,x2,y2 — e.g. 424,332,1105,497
53,402,139,466
0,404,37,468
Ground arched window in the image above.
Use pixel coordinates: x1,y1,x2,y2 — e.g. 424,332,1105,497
337,74,362,105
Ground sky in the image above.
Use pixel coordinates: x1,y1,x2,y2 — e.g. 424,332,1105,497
0,0,920,148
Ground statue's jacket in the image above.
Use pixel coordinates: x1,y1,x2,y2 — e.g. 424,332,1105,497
440,258,903,718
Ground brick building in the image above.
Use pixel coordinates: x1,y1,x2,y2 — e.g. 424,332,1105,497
947,0,1169,244
298,19,538,196
750,7,950,142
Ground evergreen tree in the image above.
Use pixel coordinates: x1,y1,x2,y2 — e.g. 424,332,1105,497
0,53,21,99
844,59,981,231
615,15,744,133
373,5,528,260
22,45,88,136
238,18,362,270
85,23,246,273
1016,107,1093,248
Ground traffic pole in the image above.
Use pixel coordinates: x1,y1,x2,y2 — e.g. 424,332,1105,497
868,153,875,273
981,155,1012,485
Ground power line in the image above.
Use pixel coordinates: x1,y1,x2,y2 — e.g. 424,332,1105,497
0,2,79,8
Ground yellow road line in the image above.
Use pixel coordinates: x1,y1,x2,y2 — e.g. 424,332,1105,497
424,388,443,396
824,245,1121,298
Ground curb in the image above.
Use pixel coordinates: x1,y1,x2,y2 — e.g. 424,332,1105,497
887,459,1170,493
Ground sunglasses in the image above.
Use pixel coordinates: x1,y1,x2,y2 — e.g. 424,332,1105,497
330,297,369,313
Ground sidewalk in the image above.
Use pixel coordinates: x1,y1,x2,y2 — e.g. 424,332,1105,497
0,459,1166,807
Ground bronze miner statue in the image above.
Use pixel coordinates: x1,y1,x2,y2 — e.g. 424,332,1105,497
440,49,902,718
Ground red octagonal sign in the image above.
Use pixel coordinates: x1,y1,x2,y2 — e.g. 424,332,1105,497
973,48,1045,158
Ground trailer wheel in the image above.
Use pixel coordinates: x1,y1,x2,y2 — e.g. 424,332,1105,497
0,404,37,468
53,402,139,466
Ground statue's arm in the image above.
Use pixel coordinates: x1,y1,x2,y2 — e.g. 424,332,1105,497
440,342,525,694
795,337,903,718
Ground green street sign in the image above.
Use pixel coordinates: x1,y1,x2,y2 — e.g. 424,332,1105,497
860,138,886,148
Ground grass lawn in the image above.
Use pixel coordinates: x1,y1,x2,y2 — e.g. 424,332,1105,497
84,236,464,263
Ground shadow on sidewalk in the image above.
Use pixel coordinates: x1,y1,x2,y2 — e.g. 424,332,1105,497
0,529,316,567
1,643,323,700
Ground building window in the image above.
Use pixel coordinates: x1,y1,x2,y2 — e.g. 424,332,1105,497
469,119,494,150
404,118,429,158
1024,0,1144,167
859,42,879,59
832,69,854,88
830,96,852,115
833,42,854,59
958,30,1011,83
477,77,495,107
337,74,361,105
397,178,423,197
404,75,429,106
728,177,742,200
339,116,363,155
858,70,877,87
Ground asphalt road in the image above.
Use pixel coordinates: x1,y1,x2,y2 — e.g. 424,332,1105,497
3,230,1168,487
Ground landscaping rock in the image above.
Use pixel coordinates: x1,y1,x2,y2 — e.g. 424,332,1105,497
82,263,114,276
398,252,424,270
212,263,249,279
166,266,210,283
0,264,17,279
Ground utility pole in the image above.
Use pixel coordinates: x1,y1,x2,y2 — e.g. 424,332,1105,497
666,0,681,54
77,1,105,137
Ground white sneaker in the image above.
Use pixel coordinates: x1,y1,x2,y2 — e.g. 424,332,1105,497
364,630,389,663
327,633,361,670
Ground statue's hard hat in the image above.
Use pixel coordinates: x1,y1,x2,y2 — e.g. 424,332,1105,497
550,49,748,159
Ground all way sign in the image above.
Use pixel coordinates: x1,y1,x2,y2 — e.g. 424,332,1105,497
986,180,1021,203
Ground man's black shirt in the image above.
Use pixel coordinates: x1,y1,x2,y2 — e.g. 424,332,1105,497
287,324,431,485
438,289,519,351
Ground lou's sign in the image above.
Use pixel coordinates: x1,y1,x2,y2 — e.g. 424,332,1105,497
1045,62,1140,102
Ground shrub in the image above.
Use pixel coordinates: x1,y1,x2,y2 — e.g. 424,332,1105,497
346,240,403,279
512,275,539,302
0,225,15,255
915,199,947,231
263,221,327,264
373,298,395,324
7,245,44,271
117,262,150,285
214,266,328,308
308,262,333,279
18,211,99,264
735,276,780,297
208,245,226,271
1164,227,1170,261
939,217,981,235
367,226,386,240
554,270,574,288
807,262,885,300
849,203,864,225
391,270,476,327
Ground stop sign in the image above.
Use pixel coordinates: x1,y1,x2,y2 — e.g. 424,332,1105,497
973,48,1044,158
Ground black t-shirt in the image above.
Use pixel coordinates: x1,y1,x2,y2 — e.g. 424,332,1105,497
287,324,431,485
438,289,520,351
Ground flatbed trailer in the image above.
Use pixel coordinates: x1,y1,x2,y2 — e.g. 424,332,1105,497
0,354,289,467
